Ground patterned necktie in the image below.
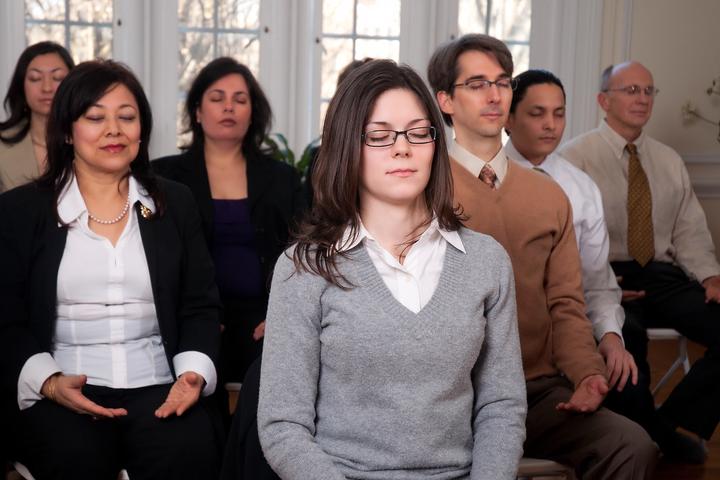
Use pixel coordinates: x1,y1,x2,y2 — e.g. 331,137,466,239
479,163,497,189
626,143,655,266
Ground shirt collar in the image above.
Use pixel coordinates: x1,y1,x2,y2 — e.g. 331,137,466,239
448,137,508,183
337,217,465,254
57,174,156,225
505,138,561,178
599,119,648,160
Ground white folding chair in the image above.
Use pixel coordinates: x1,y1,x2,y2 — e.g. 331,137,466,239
225,382,243,393
11,462,129,480
11,463,33,480
646,328,690,396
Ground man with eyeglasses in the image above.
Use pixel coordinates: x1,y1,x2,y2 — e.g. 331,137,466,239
560,61,720,462
428,35,656,479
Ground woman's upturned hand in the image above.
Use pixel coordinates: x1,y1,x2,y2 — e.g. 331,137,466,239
41,373,128,418
154,371,204,418
253,320,266,341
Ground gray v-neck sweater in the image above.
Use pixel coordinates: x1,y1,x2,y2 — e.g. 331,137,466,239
258,227,526,480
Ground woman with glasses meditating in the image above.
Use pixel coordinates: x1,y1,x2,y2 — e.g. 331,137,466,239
257,59,527,480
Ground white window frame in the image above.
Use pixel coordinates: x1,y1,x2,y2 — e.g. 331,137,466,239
2,0,610,160
25,1,114,55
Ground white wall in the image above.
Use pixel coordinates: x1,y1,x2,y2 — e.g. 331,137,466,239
629,0,720,156
618,0,720,255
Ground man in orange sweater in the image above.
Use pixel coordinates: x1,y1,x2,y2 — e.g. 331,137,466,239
428,34,656,479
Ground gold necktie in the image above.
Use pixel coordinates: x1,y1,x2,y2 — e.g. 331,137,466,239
479,164,497,189
626,143,655,266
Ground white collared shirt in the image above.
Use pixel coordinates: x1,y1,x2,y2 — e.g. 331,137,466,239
17,175,216,409
340,219,465,313
559,120,720,282
449,137,508,187
506,140,624,342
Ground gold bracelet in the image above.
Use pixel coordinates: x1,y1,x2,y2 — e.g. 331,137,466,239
46,374,57,402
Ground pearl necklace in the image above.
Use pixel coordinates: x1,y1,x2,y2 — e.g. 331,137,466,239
88,193,131,225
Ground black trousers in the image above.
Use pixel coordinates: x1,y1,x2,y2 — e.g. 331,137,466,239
604,311,668,444
220,357,279,480
220,296,266,384
610,260,720,440
10,383,220,480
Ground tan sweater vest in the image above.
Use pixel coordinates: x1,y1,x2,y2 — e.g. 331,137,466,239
451,158,605,385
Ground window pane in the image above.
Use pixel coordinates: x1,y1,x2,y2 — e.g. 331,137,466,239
319,100,330,134
355,38,399,61
69,0,112,23
25,0,65,21
178,0,214,28
356,0,399,36
321,38,353,99
178,31,214,93
509,44,529,74
218,0,259,30
458,0,488,35
26,23,65,46
70,26,112,62
177,99,192,149
217,33,259,75
322,0,354,34
488,0,531,41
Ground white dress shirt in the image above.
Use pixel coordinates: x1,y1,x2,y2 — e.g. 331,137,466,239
449,138,508,187
17,175,216,409
559,120,720,282
339,218,465,313
506,140,624,342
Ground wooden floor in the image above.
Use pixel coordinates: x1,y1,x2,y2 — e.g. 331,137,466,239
650,339,719,480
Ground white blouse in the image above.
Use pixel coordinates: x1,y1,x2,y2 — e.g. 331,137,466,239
17,175,216,409
340,218,465,314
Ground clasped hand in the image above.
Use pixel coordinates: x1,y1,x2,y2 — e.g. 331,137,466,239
41,371,204,419
702,275,720,303
598,333,638,392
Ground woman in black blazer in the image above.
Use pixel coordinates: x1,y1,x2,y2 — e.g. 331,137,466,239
153,58,305,384
0,60,222,480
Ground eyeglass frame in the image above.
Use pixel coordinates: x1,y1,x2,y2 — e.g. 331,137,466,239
452,76,517,93
602,85,660,97
361,126,437,148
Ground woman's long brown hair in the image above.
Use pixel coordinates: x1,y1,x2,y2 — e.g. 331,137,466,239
293,60,462,287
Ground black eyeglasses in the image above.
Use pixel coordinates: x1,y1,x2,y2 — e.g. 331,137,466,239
453,77,516,92
603,85,659,97
362,126,437,147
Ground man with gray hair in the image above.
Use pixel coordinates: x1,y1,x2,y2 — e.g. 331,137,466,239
560,61,720,463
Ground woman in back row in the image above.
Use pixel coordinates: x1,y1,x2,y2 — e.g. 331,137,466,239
153,57,305,387
0,41,74,192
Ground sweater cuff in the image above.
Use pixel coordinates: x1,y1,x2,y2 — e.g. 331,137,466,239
17,353,62,410
593,317,625,347
566,359,606,387
173,351,216,396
